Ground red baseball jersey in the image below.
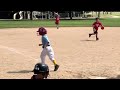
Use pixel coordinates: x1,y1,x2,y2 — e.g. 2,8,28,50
55,16,60,21
92,21,103,30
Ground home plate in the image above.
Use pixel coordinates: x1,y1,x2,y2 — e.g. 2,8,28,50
88,76,108,79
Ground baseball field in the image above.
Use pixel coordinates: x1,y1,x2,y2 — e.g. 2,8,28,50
0,18,120,79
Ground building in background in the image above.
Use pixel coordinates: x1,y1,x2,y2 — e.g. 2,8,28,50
0,11,118,20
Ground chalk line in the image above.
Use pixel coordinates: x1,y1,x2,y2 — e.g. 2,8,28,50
0,45,39,61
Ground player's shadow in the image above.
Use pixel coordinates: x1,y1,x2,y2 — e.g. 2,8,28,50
115,75,120,79
108,75,120,79
81,39,96,42
7,70,54,73
7,70,33,73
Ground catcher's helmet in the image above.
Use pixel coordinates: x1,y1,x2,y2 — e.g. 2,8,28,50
37,27,47,35
33,63,49,74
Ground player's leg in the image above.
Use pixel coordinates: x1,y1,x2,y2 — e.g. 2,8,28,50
89,28,96,37
56,24,58,29
46,46,59,71
56,23,59,29
55,21,59,29
57,21,60,29
89,33,95,37
57,24,59,29
96,31,99,40
40,48,47,64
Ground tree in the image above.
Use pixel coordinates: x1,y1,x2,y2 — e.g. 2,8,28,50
30,11,33,20
110,12,112,15
69,11,72,19
98,11,100,18
92,11,93,17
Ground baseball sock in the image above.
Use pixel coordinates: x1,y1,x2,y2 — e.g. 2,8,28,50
53,60,57,65
56,25,59,29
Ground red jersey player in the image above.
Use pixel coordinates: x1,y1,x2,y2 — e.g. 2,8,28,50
54,12,60,29
89,18,104,40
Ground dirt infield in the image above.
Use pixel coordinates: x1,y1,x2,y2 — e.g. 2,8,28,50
0,27,120,79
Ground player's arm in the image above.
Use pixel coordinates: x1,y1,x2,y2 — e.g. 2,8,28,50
100,23,104,28
99,22,104,30
39,44,43,46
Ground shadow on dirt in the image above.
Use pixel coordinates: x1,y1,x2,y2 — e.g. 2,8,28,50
7,70,33,73
108,75,120,79
81,39,96,42
7,70,55,74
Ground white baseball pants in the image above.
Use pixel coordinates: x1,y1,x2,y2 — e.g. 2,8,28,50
40,46,55,64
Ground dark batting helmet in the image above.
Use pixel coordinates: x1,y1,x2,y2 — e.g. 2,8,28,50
33,63,49,74
37,27,47,35
32,63,49,79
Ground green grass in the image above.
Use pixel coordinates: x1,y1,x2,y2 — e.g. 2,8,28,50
0,18,120,28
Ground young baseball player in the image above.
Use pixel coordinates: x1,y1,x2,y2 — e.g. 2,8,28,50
31,63,49,79
89,18,104,40
37,27,59,71
54,12,60,29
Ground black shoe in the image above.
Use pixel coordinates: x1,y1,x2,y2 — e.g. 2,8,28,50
89,34,91,37
96,38,99,40
54,64,59,71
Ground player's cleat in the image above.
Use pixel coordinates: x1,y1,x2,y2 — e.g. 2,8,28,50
57,27,59,29
89,34,91,37
96,38,99,40
54,64,59,71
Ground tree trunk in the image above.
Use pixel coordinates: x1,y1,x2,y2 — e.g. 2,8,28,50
92,11,93,17
30,11,33,20
27,11,30,19
110,12,112,14
69,11,72,20
82,11,84,18
98,11,100,18
23,11,27,19
96,12,97,16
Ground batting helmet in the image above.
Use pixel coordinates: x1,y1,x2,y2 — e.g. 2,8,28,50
37,27,47,35
33,63,49,74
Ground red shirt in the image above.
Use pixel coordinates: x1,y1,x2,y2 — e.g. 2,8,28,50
93,21,102,30
55,16,60,22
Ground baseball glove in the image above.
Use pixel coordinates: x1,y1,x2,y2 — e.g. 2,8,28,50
101,26,104,30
